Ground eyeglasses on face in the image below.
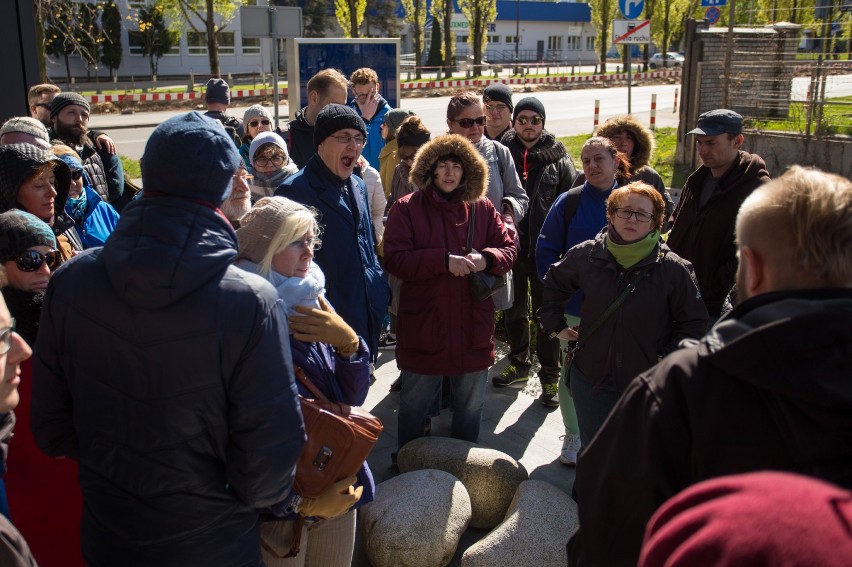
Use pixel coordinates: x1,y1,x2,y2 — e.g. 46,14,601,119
331,135,366,147
484,103,509,114
15,249,61,272
0,318,15,356
70,169,84,181
249,119,271,128
254,155,286,167
453,116,486,128
517,116,544,126
233,172,253,184
287,238,321,251
614,208,653,223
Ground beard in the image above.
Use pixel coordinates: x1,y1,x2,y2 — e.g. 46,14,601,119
221,194,251,223
53,119,88,146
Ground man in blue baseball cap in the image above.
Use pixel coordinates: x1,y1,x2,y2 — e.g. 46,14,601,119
30,112,305,566
667,109,770,320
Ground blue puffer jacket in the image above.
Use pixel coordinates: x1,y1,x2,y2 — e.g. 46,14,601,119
349,95,391,169
70,185,120,249
277,156,390,358
31,196,306,567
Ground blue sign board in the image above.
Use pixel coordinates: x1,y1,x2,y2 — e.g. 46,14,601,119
701,0,727,6
705,6,721,24
619,0,645,19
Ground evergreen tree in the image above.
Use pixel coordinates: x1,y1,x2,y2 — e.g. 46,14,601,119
101,1,124,78
139,4,174,77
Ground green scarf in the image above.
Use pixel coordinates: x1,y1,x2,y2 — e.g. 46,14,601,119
606,228,660,269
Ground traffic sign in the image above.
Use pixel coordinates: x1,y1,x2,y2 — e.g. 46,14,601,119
619,0,645,19
613,20,651,45
701,0,727,6
705,6,721,23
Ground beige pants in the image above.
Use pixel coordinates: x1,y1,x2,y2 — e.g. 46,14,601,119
260,510,357,567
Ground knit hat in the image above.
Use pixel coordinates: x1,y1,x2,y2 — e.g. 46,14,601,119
640,472,852,567
49,92,90,119
0,209,57,263
395,116,431,149
141,112,241,205
0,117,51,149
243,104,273,125
0,143,71,219
483,83,514,112
236,196,311,263
249,131,290,166
513,97,546,124
384,109,415,134
205,78,231,105
314,104,367,148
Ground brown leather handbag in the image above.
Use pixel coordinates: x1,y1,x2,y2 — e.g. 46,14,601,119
293,366,383,499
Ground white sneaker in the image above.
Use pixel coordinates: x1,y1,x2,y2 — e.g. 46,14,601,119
559,434,581,466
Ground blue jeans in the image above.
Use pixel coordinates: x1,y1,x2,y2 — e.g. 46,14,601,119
397,369,488,451
569,363,620,448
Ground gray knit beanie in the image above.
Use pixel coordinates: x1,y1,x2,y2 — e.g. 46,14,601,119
0,117,51,149
384,109,415,134
243,104,273,125
205,78,231,105
314,104,367,148
49,92,90,119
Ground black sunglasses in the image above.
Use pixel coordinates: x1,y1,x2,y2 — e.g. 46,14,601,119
71,169,83,181
453,116,486,128
249,119,271,127
15,249,60,272
35,102,52,110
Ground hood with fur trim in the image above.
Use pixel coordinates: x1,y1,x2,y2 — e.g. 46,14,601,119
408,134,489,203
595,114,655,171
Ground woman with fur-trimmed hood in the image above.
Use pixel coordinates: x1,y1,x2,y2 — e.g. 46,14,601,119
594,115,675,224
384,134,516,454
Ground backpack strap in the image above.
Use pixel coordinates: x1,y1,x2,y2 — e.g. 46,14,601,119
562,186,584,233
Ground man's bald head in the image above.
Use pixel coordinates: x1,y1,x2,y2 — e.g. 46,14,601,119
736,166,852,297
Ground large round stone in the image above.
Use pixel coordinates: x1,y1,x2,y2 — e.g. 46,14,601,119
461,479,579,566
360,469,471,567
397,437,528,529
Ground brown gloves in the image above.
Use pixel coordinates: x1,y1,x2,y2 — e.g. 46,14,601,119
299,476,363,518
289,296,360,357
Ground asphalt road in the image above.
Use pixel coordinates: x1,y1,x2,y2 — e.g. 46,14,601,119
97,84,682,161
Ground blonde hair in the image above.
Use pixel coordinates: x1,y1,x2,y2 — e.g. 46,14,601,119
236,197,321,278
737,166,852,288
607,182,666,231
28,84,60,106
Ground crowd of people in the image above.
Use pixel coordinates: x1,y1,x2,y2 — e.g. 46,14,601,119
0,68,849,567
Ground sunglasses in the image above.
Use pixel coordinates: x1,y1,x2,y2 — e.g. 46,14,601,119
249,119,271,128
35,102,52,110
517,116,544,126
71,169,84,181
453,116,486,128
15,249,60,272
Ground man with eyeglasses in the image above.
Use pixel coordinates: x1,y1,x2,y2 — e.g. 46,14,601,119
284,69,349,169
277,104,390,361
30,112,305,566
347,68,391,170
494,97,578,408
48,92,125,209
482,83,514,141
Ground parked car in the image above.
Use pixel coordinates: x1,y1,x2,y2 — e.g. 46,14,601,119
649,52,685,69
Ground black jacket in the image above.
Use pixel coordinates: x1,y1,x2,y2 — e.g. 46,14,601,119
567,289,852,567
668,151,770,317
500,129,578,258
285,109,316,169
31,196,305,566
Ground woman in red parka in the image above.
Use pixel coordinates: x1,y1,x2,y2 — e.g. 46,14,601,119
383,134,516,456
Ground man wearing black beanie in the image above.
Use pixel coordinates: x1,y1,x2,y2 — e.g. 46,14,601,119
495,97,579,415
277,104,389,361
483,83,514,140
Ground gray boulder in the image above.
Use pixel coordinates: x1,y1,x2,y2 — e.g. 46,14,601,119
360,469,472,567
461,479,579,566
398,437,528,529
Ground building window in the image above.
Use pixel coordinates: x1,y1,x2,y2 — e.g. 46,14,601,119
487,35,500,44
187,32,208,56
586,36,596,51
128,0,147,8
218,31,235,55
547,35,562,51
505,35,518,45
567,36,580,51
458,35,469,43
242,37,261,55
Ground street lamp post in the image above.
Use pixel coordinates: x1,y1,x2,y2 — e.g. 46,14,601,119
514,0,520,74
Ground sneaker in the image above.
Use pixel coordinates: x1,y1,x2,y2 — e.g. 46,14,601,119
539,382,559,407
559,434,581,466
492,364,531,387
378,333,397,350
